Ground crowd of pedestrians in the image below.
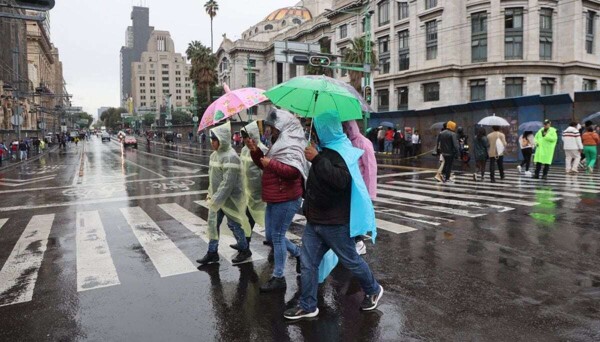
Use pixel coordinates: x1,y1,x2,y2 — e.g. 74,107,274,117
367,126,421,157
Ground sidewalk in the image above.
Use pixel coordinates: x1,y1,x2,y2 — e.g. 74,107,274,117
0,145,58,172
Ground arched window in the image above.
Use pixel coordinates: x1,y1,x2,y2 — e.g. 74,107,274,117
292,18,301,25
281,20,286,26
264,24,273,30
255,27,258,33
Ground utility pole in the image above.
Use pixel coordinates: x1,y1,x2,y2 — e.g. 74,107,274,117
246,53,251,122
12,20,22,141
363,11,372,133
192,84,199,141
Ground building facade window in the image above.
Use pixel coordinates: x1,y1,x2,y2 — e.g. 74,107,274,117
340,47,348,77
378,36,390,74
540,9,553,60
150,77,155,81
505,77,524,97
426,21,438,60
162,77,169,81
398,30,410,71
583,79,597,91
175,71,181,75
139,76,146,80
471,12,488,62
586,11,595,54
425,0,437,10
398,87,408,110
339,24,348,39
162,64,169,69
541,78,555,95
378,0,390,26
505,8,524,59
249,59,257,67
249,73,256,88
140,89,146,94
378,89,389,111
140,83,146,87
423,82,439,102
470,79,486,101
398,2,409,20
162,70,169,75
162,83,169,88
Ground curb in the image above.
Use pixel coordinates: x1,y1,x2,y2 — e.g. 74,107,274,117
0,145,60,172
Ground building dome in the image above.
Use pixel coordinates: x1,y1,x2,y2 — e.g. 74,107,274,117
265,6,312,21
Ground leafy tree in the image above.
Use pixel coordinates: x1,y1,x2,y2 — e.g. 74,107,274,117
186,41,218,120
204,0,219,52
171,110,193,125
343,37,377,92
100,107,128,130
143,113,157,126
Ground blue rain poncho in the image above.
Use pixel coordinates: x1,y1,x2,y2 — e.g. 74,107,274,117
314,111,377,283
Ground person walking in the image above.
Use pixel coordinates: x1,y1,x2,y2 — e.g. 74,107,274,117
392,129,404,155
434,124,447,182
0,141,7,167
472,127,490,181
404,130,413,158
248,110,308,293
343,120,377,255
196,122,252,266
412,130,421,157
517,131,534,176
582,126,600,173
376,127,385,153
284,110,382,320
384,127,394,154
562,122,584,174
533,120,558,179
18,140,27,161
487,126,507,183
437,121,459,183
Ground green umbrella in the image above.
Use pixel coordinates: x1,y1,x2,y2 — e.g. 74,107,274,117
264,76,363,122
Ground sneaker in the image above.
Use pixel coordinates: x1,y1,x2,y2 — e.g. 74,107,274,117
356,240,367,255
360,285,384,311
260,276,286,293
517,165,522,173
434,174,443,183
229,237,251,251
232,249,252,264
524,171,532,177
284,306,319,320
263,240,272,246
588,166,593,174
196,252,219,265
296,256,302,274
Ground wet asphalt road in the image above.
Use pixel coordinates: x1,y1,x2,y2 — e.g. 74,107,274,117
0,137,599,342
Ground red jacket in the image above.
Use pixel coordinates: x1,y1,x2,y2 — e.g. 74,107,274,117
250,149,303,203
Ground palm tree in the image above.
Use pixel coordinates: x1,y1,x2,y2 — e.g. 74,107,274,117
186,41,217,118
343,37,377,92
204,0,219,52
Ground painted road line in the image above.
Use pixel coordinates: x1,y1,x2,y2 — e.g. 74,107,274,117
120,207,197,277
503,170,600,180
0,218,7,231
0,214,54,307
450,177,593,196
161,203,264,264
0,176,56,187
453,175,600,193
374,207,447,226
378,171,437,179
402,180,542,200
492,174,600,189
376,219,417,234
374,197,484,218
76,211,121,292
122,158,167,179
129,147,210,168
193,200,300,241
377,189,514,213
0,190,208,213
379,183,539,207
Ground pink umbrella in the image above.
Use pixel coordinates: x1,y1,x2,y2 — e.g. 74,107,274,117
197,84,268,132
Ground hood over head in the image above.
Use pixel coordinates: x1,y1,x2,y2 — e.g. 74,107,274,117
241,121,261,141
265,108,309,180
342,120,362,143
209,121,232,152
314,110,348,147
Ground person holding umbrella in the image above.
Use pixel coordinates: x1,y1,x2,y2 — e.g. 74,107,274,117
533,119,558,179
437,121,459,183
487,126,507,183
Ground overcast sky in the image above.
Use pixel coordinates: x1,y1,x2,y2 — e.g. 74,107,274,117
51,0,298,117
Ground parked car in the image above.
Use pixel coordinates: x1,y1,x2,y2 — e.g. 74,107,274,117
101,131,111,142
123,135,138,148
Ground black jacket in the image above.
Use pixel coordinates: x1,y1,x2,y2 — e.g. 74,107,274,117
303,148,351,225
439,130,459,156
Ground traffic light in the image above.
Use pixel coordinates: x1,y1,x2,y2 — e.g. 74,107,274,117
292,56,309,65
14,0,55,10
309,56,331,67
364,86,372,105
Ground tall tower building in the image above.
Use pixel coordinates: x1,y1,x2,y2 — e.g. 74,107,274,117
120,6,153,107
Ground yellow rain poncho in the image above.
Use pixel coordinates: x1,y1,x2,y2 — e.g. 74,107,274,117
240,121,268,230
207,122,250,240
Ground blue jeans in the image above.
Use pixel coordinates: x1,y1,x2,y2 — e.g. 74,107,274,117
384,140,393,153
208,210,248,253
266,198,301,277
299,223,380,312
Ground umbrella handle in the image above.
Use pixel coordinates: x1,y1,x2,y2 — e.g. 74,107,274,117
307,91,319,146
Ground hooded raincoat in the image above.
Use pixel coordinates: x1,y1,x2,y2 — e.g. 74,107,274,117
534,127,558,165
343,121,377,199
207,122,251,240
265,109,310,181
240,121,268,228
314,111,377,283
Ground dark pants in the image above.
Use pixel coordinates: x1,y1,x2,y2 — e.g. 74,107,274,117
535,163,550,178
490,156,504,180
442,154,455,180
405,145,413,158
476,158,487,177
377,139,384,152
520,149,532,171
246,208,255,231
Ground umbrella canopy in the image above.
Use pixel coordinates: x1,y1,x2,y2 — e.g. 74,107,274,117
264,76,363,122
430,121,446,130
198,84,268,132
478,114,510,127
518,121,544,132
380,121,395,128
302,75,373,114
581,112,600,124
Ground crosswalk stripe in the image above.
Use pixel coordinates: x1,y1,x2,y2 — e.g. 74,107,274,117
0,218,7,231
379,183,538,206
377,189,514,212
504,170,600,180
489,174,600,190
451,176,599,195
375,219,417,234
378,171,437,179
160,203,264,264
374,196,484,218
374,206,452,225
402,180,543,200
76,211,120,292
120,207,197,277
0,214,54,307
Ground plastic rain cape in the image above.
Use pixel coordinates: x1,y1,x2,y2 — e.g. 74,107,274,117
207,122,251,239
240,121,268,229
314,111,377,283
265,109,309,181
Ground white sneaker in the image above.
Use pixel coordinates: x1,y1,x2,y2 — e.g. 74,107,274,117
524,171,532,177
356,241,367,255
517,165,522,173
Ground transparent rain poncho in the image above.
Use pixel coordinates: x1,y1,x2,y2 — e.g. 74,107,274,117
207,122,251,240
240,121,268,228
